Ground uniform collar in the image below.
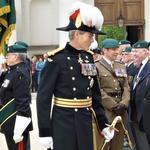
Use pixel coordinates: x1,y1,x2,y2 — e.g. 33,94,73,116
65,42,84,55
103,56,114,68
9,62,23,70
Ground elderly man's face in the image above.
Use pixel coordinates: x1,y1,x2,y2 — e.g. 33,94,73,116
75,31,94,50
132,48,148,66
5,53,18,66
122,52,133,63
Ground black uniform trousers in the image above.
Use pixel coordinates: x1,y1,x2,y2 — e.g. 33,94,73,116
4,133,30,150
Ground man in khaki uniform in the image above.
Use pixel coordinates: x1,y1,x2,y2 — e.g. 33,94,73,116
95,38,130,150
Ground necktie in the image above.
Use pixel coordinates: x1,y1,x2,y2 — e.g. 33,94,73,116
133,63,142,89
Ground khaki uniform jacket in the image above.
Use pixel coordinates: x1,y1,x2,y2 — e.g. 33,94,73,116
95,58,130,122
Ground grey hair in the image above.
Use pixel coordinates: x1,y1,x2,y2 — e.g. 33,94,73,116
16,53,27,61
69,30,86,40
68,30,76,40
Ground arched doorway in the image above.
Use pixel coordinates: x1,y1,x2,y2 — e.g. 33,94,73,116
95,0,144,43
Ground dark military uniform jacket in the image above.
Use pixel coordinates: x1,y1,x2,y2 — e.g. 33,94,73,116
0,62,32,134
95,58,130,122
37,43,108,150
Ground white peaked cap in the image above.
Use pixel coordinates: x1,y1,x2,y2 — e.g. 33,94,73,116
69,2,104,30
56,1,106,35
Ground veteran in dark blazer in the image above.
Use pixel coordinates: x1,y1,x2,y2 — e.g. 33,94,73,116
95,39,130,150
130,40,150,150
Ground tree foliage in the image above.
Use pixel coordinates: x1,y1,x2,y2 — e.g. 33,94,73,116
98,25,127,47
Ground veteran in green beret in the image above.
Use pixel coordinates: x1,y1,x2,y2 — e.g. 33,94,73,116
122,46,133,69
121,47,135,85
0,43,33,150
95,38,130,150
14,41,31,76
117,40,131,62
119,40,131,51
130,40,150,150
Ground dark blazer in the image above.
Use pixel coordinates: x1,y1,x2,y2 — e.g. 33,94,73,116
131,60,150,133
126,62,140,88
0,62,33,134
126,62,139,77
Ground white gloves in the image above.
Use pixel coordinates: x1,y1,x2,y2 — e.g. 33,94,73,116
13,115,31,143
101,127,115,142
39,137,53,149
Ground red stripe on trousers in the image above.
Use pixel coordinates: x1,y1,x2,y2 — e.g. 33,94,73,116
18,141,23,150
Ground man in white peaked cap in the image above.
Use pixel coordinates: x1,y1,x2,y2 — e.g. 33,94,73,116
36,2,114,150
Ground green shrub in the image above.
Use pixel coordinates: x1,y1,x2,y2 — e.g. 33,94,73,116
98,25,127,47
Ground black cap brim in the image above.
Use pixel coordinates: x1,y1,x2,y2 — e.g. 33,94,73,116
56,21,106,35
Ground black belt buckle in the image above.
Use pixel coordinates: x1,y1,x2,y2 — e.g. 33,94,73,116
108,92,122,98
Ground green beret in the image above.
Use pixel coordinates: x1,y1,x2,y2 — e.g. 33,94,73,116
8,44,27,53
102,38,119,49
15,41,28,48
123,46,132,53
132,40,149,49
119,40,131,45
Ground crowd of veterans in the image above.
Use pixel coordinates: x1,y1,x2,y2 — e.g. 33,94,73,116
0,1,150,150
92,38,150,150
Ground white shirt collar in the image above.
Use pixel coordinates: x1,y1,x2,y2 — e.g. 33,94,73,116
137,57,149,77
142,57,149,66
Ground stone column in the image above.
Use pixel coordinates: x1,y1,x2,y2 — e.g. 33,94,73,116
20,0,31,44
8,0,22,45
144,0,150,40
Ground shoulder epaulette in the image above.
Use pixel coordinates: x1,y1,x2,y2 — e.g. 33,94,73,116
47,47,64,57
86,49,94,55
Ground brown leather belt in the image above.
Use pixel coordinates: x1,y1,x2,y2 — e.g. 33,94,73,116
107,92,122,98
54,97,92,108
